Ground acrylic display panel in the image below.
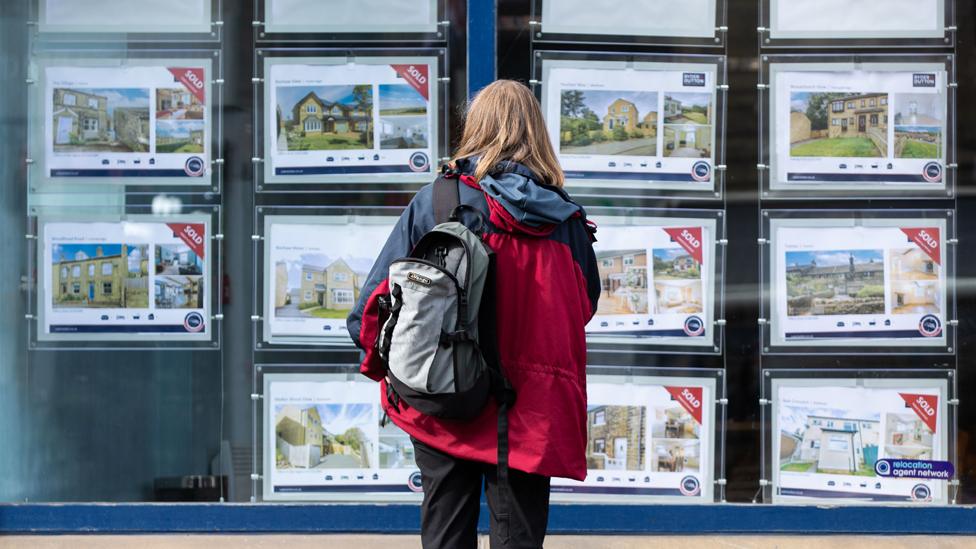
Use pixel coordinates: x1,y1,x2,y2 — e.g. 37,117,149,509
550,369,722,503
36,0,218,39
762,55,955,199
29,51,220,191
258,210,399,348
261,370,423,502
258,0,443,40
538,53,726,199
257,50,445,189
34,210,217,345
762,0,952,46
762,210,955,354
764,370,954,505
586,209,724,353
534,0,724,46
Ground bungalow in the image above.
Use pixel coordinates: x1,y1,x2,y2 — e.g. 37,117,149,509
299,258,361,311
292,91,370,135
828,93,888,139
52,88,110,145
786,415,880,473
276,405,324,469
586,405,645,471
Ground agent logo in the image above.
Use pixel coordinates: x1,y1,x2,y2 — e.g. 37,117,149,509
408,471,424,492
922,162,943,183
875,459,892,476
911,483,932,502
184,156,206,177
913,74,937,87
183,312,205,333
683,316,705,337
691,161,711,182
918,314,942,337
409,152,430,172
683,73,707,87
679,476,701,496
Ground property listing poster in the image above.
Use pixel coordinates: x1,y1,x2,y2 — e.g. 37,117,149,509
263,215,395,345
770,0,944,40
541,0,716,39
263,374,422,502
551,375,715,503
770,217,948,348
41,60,212,182
39,216,211,341
772,378,949,504
40,0,212,33
543,60,718,192
770,63,948,192
264,57,438,183
587,216,716,347
265,0,437,34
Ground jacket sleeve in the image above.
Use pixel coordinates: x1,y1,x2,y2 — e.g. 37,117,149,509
347,185,434,380
568,216,601,321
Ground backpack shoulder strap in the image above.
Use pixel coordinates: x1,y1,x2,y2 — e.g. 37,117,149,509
432,176,461,225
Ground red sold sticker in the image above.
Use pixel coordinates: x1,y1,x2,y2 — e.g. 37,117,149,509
900,227,941,266
167,68,207,104
665,386,703,425
391,64,430,101
663,227,704,265
167,223,207,259
899,393,939,433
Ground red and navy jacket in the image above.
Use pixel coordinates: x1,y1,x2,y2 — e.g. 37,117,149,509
347,157,600,480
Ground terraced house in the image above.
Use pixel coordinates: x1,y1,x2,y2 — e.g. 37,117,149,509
828,93,889,142
52,245,142,307
52,88,109,145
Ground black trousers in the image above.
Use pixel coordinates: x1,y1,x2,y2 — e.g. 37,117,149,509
411,437,551,549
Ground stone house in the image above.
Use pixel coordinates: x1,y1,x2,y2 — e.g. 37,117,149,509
586,405,646,471
53,245,132,307
113,107,150,151
828,93,888,139
52,88,109,145
299,258,360,311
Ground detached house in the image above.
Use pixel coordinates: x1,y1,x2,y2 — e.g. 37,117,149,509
292,92,370,135
52,88,109,146
603,98,639,132
828,93,888,139
299,258,361,311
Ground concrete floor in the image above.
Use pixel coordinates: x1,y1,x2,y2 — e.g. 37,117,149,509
2,536,976,548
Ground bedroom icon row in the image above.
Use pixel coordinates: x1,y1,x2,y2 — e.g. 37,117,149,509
23,50,955,199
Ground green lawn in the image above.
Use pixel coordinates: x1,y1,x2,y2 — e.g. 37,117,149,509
791,137,882,157
899,140,940,159
307,307,352,319
681,111,709,124
288,132,371,151
157,141,203,153
819,467,877,477
781,461,814,472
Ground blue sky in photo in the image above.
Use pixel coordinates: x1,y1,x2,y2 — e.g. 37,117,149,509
156,120,204,138
790,91,814,112
59,88,150,116
316,403,372,435
780,404,881,436
275,85,366,122
653,248,692,261
786,249,883,268
665,92,711,110
53,243,122,263
379,84,427,111
566,89,657,119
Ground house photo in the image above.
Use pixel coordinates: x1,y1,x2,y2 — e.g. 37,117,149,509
52,243,149,309
883,412,934,460
52,87,150,153
275,85,373,152
893,93,943,159
156,88,205,120
789,91,888,158
585,405,646,471
595,248,649,315
275,255,368,320
156,120,205,153
275,403,374,470
780,408,881,476
154,275,204,309
652,248,701,280
785,249,885,316
662,92,712,125
558,89,658,156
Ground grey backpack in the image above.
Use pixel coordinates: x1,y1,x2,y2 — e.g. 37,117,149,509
377,175,510,421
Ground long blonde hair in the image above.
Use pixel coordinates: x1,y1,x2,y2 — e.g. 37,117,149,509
452,80,564,187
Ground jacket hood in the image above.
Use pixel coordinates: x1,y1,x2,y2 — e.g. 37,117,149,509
454,157,581,235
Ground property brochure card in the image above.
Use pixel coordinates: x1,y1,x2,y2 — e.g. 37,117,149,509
40,216,211,341
587,216,716,347
770,0,943,40
772,378,949,504
263,374,421,502
770,63,948,192
263,215,395,345
265,0,437,34
770,217,948,348
551,375,715,503
542,59,718,192
42,60,212,182
541,0,716,39
41,0,212,33
264,57,438,184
